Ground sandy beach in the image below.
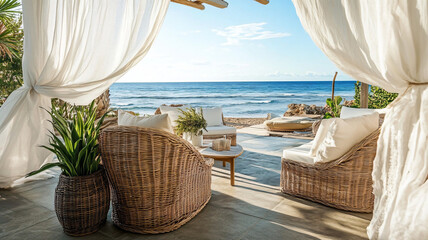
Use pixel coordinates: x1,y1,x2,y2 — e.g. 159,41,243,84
223,117,266,129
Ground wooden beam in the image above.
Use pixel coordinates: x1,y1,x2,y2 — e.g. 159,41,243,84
171,0,205,10
254,0,269,5
360,82,369,108
199,0,228,8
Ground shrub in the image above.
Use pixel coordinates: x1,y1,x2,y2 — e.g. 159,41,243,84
352,81,398,109
324,96,342,119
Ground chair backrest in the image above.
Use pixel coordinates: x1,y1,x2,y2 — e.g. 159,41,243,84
99,126,205,208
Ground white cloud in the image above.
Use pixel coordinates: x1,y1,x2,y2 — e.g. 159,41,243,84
213,22,290,46
266,71,346,81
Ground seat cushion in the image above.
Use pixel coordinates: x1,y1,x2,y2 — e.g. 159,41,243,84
283,141,315,164
264,117,315,131
159,105,190,128
203,125,236,136
340,106,387,119
201,107,223,126
316,112,379,163
118,110,174,133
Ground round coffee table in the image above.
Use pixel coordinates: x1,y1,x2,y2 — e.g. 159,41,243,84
198,144,243,186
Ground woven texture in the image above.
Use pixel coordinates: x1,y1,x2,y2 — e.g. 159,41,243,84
281,128,380,212
99,126,213,234
55,168,110,236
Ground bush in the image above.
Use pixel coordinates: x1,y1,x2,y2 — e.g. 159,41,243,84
0,16,23,106
324,96,342,119
352,81,398,109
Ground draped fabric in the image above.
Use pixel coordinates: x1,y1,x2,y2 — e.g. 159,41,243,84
0,0,169,188
292,0,428,239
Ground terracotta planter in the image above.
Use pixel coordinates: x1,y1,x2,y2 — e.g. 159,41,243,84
55,167,110,236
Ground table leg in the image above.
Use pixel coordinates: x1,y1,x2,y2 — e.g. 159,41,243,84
230,158,235,186
222,161,226,167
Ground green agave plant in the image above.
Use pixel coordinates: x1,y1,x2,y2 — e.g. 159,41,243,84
27,100,108,177
175,107,207,136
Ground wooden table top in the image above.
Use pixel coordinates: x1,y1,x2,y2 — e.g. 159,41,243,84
198,144,244,159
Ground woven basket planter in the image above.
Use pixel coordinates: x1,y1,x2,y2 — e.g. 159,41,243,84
55,167,110,236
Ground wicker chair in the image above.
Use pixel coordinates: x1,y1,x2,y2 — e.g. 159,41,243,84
99,126,214,234
281,123,380,213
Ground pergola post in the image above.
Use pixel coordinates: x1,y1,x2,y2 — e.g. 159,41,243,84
360,82,369,108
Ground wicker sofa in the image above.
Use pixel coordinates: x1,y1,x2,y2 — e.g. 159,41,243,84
99,126,213,234
280,111,382,213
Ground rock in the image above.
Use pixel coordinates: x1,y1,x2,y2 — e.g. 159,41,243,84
283,103,327,117
343,100,355,107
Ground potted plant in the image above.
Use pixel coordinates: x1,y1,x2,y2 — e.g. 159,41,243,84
27,101,110,236
175,107,207,147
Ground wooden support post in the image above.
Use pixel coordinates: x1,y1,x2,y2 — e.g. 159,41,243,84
360,82,369,108
331,72,338,100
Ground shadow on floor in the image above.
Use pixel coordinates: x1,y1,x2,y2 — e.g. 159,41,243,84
0,147,371,240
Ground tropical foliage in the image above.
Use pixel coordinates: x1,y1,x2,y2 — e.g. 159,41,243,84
324,96,343,119
352,81,398,109
0,0,21,59
27,101,109,177
175,107,207,136
0,0,22,106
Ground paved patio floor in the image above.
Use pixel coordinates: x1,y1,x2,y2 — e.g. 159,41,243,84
0,126,371,240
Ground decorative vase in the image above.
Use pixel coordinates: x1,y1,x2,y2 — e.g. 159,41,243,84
55,167,110,236
183,132,191,142
191,133,203,147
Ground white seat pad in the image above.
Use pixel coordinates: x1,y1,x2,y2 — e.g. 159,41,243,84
282,141,315,164
203,125,236,136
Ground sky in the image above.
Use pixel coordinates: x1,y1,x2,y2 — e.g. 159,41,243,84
119,0,352,83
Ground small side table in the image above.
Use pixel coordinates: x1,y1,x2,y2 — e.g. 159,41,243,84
198,144,243,186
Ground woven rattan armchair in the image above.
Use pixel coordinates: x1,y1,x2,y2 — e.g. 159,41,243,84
281,127,380,213
99,126,213,234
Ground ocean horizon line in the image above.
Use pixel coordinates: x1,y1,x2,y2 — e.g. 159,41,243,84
115,80,357,84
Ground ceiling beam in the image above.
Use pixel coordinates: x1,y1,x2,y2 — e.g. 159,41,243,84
254,0,269,5
171,0,268,11
171,0,205,10
198,0,228,8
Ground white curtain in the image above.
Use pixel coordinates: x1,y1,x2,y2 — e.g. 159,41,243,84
0,0,169,188
292,0,428,239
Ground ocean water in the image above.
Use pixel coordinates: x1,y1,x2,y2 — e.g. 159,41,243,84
110,81,356,118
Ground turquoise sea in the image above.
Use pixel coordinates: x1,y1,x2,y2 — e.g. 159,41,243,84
110,81,356,118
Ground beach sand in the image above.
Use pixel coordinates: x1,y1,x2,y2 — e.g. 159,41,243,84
224,117,266,129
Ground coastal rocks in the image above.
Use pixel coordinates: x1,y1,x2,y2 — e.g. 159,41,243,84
284,104,326,117
343,100,355,107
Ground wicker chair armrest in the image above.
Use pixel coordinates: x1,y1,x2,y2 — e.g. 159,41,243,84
204,157,214,166
312,120,322,135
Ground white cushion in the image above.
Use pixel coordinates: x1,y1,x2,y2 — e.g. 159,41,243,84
118,110,174,133
159,105,190,127
201,107,223,126
202,125,236,136
309,118,335,156
340,106,387,119
283,141,316,164
316,112,379,163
